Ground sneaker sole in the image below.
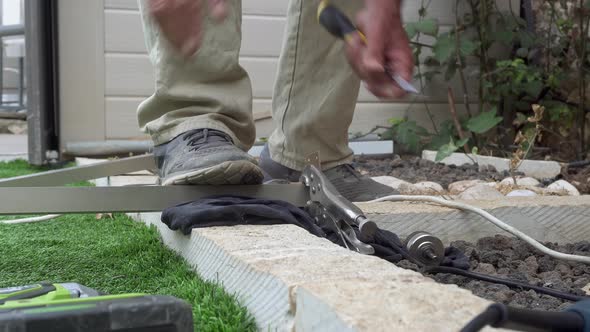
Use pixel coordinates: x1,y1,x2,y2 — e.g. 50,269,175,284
161,160,264,186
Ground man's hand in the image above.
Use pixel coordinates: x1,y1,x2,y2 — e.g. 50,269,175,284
344,0,414,98
148,0,227,57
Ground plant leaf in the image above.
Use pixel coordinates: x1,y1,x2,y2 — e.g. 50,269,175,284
513,112,528,126
427,121,455,150
388,117,405,126
519,32,535,48
459,39,479,56
466,109,503,134
379,129,394,140
394,121,429,153
493,28,515,44
433,35,454,62
405,23,418,39
435,137,463,162
523,80,543,98
414,18,439,36
456,138,469,147
516,47,529,58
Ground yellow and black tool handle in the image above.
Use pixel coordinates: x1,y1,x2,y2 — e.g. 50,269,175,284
317,1,420,94
317,1,366,44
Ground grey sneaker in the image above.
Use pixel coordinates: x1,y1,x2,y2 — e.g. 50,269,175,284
259,143,301,182
259,144,398,202
154,129,263,185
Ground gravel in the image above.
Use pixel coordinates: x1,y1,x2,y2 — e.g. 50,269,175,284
355,154,590,195
560,163,590,194
406,235,590,311
354,155,525,189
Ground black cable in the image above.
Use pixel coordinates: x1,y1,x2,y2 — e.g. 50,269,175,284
423,266,588,302
460,304,505,332
501,305,585,332
568,160,590,168
461,303,586,332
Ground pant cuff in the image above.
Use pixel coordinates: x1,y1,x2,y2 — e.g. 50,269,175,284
269,147,354,171
149,118,247,151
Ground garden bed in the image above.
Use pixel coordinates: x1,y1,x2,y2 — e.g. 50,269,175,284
354,154,589,195
399,235,590,311
355,154,521,188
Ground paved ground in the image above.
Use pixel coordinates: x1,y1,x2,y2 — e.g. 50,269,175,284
0,134,26,161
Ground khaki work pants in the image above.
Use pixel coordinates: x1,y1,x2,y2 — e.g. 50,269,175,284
138,1,362,170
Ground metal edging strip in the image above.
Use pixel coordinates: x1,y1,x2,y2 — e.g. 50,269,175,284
0,184,309,215
0,155,156,187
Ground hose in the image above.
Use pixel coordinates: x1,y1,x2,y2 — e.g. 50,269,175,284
423,266,588,302
461,303,586,332
1,214,61,224
461,304,504,332
366,195,590,265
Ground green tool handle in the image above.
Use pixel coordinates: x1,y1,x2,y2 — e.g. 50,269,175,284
317,1,367,44
0,283,56,305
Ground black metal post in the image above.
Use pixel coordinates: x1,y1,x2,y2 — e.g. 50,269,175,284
24,0,59,165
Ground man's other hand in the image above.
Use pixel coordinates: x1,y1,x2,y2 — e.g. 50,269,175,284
344,0,414,99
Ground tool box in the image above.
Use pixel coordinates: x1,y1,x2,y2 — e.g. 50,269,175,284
0,283,193,332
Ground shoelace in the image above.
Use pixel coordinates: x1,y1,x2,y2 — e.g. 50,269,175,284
182,129,233,152
333,164,362,180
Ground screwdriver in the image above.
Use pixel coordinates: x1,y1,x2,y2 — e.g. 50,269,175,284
317,1,419,94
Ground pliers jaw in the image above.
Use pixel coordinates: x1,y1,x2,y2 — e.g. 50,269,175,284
300,152,376,255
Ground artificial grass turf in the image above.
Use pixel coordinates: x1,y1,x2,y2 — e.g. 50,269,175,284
0,159,55,178
0,160,256,331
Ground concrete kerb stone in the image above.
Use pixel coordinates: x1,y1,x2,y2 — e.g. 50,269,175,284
422,150,562,179
130,212,497,331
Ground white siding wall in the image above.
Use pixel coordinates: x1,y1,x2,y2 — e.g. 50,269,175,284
60,1,516,144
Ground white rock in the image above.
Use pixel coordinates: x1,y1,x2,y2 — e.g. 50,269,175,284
370,178,440,196
500,177,541,187
482,182,499,187
458,184,504,200
546,180,581,196
398,183,421,195
448,180,486,195
506,189,537,197
413,181,445,195
372,176,412,191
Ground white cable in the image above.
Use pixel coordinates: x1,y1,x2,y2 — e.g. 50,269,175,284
366,195,590,265
1,214,61,225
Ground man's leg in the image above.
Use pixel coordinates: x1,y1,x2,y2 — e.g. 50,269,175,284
268,0,361,171
137,0,263,185
260,0,398,201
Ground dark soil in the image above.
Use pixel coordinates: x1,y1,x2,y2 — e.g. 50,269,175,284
399,235,590,311
560,163,590,194
353,155,526,189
